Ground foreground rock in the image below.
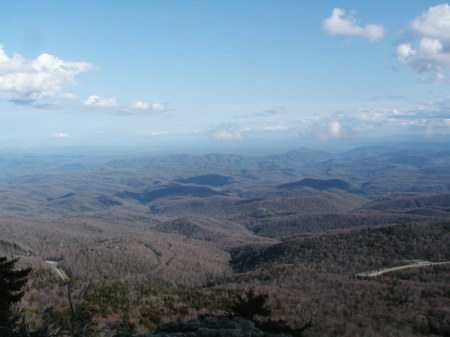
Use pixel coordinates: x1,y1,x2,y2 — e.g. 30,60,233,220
136,316,292,337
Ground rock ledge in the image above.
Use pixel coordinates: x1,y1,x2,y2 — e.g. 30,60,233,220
136,316,292,337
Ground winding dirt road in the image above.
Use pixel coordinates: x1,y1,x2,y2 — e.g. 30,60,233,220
45,260,70,281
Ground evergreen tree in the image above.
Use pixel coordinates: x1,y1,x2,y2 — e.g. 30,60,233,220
229,287,271,321
229,287,312,336
0,256,31,337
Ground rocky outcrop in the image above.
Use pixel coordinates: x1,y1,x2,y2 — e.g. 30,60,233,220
136,316,292,337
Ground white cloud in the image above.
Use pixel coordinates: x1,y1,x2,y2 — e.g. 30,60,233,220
410,4,450,40
345,95,450,137
0,44,167,113
51,132,69,138
0,44,95,103
322,8,386,42
149,102,167,112
209,127,243,141
302,95,450,140
130,101,167,112
82,95,168,114
328,120,342,138
146,130,170,136
83,96,168,114
418,96,450,119
84,95,119,108
130,100,150,110
356,108,413,122
425,117,450,137
315,120,355,141
397,4,450,82
263,125,290,131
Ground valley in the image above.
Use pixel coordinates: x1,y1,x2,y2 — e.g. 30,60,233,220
0,145,449,336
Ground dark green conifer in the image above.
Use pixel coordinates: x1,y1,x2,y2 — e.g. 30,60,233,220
229,287,271,321
0,256,31,336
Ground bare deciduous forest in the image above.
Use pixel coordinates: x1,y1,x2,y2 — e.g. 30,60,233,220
1,146,449,336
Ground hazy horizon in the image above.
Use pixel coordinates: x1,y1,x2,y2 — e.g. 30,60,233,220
1,137,449,159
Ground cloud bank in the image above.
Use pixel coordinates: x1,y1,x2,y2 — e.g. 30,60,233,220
209,127,243,141
397,4,450,82
84,95,168,113
322,8,386,42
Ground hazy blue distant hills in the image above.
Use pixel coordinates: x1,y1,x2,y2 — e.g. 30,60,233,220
175,174,235,187
1,145,450,217
339,146,450,162
104,148,334,174
418,165,450,174
116,184,224,204
365,193,450,212
258,147,334,167
46,194,111,212
332,147,450,173
277,178,354,192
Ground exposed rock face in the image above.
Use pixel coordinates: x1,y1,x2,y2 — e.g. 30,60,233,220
136,316,292,337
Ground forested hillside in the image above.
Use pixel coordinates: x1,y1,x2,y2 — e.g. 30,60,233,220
0,146,449,336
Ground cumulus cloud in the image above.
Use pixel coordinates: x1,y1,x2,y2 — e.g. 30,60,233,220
209,127,243,141
0,44,167,113
130,100,150,110
410,4,450,40
397,4,450,82
82,96,168,113
128,101,167,112
51,133,69,138
315,120,355,141
84,95,119,108
322,8,386,41
0,45,95,103
130,102,169,114
149,102,167,112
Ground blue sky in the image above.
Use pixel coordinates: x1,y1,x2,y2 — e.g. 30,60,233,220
0,1,449,153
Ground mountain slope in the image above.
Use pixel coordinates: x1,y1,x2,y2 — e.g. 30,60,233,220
175,174,235,187
277,178,354,192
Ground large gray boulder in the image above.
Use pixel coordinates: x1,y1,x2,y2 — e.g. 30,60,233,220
136,316,292,337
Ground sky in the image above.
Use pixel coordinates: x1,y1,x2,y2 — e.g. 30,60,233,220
0,0,450,154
